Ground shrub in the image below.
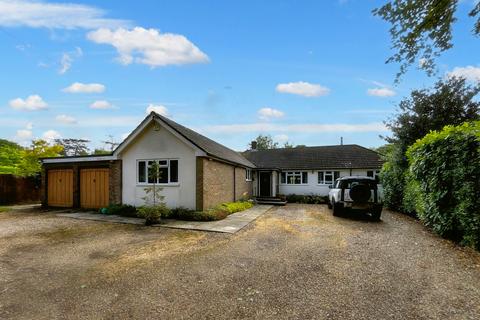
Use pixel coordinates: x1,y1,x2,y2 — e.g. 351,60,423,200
220,201,253,214
285,194,328,204
101,204,138,217
137,205,170,225
407,121,480,249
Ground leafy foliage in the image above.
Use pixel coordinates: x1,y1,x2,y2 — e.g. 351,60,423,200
381,77,480,212
137,205,170,225
0,139,23,174
54,138,90,156
373,0,480,80
220,201,253,214
285,194,328,204
102,204,137,217
251,134,279,150
407,122,480,249
139,161,166,224
17,140,63,177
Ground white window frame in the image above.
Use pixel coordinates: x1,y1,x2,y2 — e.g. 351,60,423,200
318,171,340,185
136,159,179,185
280,171,308,185
246,169,252,181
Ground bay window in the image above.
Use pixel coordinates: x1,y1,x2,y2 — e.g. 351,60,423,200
137,159,179,184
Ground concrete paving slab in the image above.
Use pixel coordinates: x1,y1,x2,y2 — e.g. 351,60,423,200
156,205,273,233
56,205,273,233
57,212,145,225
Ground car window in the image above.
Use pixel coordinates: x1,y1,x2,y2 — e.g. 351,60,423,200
338,179,376,189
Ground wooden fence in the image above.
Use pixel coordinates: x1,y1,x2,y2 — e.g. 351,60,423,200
0,174,40,205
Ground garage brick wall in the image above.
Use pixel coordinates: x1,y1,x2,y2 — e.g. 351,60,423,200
109,160,122,205
196,157,253,211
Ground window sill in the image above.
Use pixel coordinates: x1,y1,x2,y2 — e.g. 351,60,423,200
136,183,180,187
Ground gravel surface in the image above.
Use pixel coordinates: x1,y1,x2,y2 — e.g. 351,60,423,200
1,205,479,320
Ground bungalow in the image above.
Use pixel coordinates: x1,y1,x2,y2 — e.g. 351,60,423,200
41,112,383,210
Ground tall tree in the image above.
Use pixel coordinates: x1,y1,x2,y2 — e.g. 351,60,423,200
385,76,480,154
381,76,480,212
17,140,64,176
54,138,90,156
373,0,480,80
251,134,279,150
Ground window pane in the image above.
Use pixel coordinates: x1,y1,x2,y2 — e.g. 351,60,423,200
138,161,146,183
318,172,324,184
367,170,374,177
325,173,333,184
147,161,157,183
281,172,286,184
170,160,178,183
334,171,340,181
302,172,308,184
288,175,295,184
158,160,168,166
294,175,301,184
158,167,168,183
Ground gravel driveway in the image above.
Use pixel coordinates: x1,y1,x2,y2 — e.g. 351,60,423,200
1,205,479,320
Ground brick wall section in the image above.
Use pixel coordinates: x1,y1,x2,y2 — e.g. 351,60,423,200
196,157,253,210
109,160,122,205
196,158,204,211
235,167,252,200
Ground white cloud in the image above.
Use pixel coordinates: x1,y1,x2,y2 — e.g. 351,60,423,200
367,87,396,97
90,100,112,109
25,122,33,130
59,52,72,74
15,129,33,140
56,114,77,124
447,66,480,82
87,27,209,67
146,104,169,116
63,82,105,93
9,94,47,111
276,81,330,97
42,129,61,142
0,0,129,29
58,47,83,74
200,122,388,134
274,134,289,143
257,107,285,121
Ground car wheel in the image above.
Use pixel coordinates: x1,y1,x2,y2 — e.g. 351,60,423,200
371,207,382,221
332,202,343,217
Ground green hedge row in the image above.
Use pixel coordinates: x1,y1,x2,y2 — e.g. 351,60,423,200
407,121,480,249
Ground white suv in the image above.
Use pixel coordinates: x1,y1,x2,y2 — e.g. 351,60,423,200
328,176,383,221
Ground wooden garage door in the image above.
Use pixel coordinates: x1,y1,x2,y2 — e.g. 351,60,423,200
47,169,73,207
80,168,109,209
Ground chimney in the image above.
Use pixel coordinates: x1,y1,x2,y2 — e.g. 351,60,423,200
251,141,257,150
340,137,343,145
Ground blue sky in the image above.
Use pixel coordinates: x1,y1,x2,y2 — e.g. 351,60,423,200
0,0,479,151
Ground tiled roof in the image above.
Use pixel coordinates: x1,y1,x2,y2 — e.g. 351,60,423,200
242,145,383,170
154,113,255,168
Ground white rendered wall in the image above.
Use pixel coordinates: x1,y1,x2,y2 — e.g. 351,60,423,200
119,123,197,209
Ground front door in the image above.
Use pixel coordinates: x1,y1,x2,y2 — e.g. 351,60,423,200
259,172,271,197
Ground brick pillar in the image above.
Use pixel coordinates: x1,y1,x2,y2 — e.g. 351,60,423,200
109,160,122,205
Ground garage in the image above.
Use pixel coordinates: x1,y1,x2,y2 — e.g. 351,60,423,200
80,168,109,209
42,156,122,209
47,169,73,207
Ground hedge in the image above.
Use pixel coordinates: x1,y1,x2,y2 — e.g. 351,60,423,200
407,121,480,249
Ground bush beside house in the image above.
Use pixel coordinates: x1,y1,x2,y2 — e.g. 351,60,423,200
99,200,254,223
407,122,480,250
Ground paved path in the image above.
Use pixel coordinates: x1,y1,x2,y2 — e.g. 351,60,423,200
158,205,272,233
57,205,273,233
